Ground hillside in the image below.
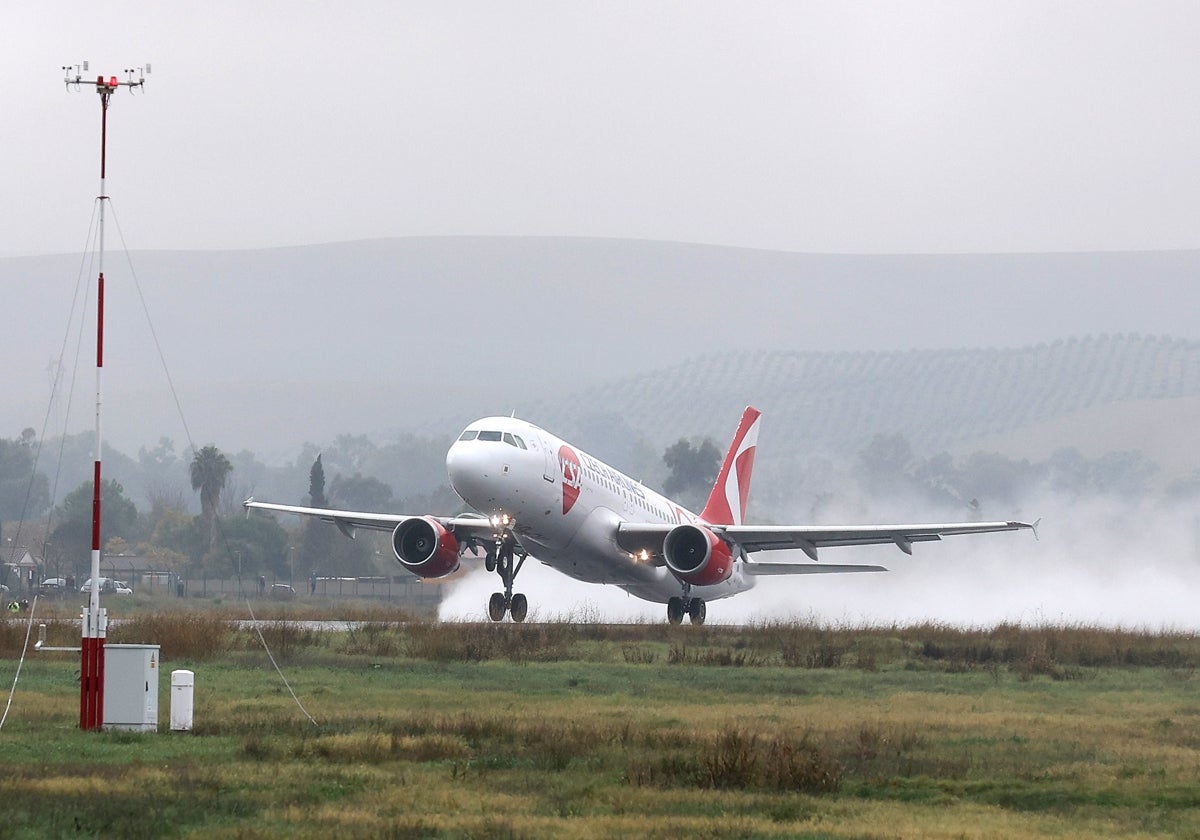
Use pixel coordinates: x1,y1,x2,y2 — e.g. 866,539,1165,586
528,334,1200,479
966,395,1200,481
5,238,1200,460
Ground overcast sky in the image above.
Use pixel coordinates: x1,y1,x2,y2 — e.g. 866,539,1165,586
9,2,1200,256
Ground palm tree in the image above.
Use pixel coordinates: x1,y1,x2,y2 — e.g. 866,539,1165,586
190,445,232,540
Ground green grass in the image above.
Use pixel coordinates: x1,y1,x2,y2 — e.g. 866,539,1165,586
1,616,1199,838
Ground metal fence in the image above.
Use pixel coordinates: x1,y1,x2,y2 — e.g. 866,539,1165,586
54,565,442,612
25,563,443,614
178,575,442,611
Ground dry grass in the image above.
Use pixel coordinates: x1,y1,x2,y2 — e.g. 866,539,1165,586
403,621,578,662
4,615,1200,837
107,611,231,660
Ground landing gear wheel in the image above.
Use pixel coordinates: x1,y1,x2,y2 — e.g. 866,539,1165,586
667,597,685,625
688,597,706,626
487,522,530,623
488,592,508,622
510,593,528,623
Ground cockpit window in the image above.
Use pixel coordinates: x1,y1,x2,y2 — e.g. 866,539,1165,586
458,430,478,441
478,430,502,442
513,435,527,450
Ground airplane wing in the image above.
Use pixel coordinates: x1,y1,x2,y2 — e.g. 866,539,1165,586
617,519,1036,563
718,520,1036,561
242,498,495,542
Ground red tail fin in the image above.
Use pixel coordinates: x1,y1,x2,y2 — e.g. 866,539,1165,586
699,406,761,526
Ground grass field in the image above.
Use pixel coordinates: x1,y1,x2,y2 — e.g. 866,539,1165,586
1,609,1199,838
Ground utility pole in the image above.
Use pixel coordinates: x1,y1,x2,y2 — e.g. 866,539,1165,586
62,61,149,730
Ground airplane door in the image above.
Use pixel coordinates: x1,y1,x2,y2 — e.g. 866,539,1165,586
536,434,556,483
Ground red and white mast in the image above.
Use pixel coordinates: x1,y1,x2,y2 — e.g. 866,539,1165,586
63,62,148,730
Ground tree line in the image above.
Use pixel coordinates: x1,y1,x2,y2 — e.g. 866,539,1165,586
3,421,1196,587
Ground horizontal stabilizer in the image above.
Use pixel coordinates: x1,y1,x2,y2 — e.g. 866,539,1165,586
743,562,887,576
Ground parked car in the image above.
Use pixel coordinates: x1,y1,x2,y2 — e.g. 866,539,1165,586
39,578,68,597
79,577,130,595
81,577,109,593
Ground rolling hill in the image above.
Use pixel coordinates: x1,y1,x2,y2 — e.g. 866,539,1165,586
527,334,1200,482
5,238,1198,471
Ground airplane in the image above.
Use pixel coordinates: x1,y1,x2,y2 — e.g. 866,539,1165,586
244,406,1035,624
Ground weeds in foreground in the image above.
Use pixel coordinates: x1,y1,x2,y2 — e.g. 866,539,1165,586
621,644,657,664
9,612,1200,674
698,728,842,793
403,621,576,662
667,645,770,667
108,611,231,661
4,622,1200,839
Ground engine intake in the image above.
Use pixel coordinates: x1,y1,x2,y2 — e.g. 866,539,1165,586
392,517,460,579
663,524,733,587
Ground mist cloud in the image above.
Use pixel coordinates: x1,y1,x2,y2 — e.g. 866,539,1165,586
439,493,1200,630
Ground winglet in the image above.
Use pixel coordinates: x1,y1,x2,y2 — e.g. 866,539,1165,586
1031,518,1041,541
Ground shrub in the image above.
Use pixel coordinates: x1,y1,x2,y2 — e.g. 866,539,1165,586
621,645,657,664
108,611,230,661
630,728,841,794
245,620,322,662
403,621,575,662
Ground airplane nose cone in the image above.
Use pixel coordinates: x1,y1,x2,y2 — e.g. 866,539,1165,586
445,442,466,485
446,441,487,501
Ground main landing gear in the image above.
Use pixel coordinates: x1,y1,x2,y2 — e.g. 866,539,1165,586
486,517,528,622
666,584,706,626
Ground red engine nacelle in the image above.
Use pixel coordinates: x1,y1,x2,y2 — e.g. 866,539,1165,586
392,516,460,579
663,524,734,587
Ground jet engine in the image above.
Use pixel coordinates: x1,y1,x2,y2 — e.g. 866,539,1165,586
392,517,460,579
663,524,733,587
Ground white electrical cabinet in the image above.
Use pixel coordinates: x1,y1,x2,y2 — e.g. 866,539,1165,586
171,669,195,732
103,644,160,732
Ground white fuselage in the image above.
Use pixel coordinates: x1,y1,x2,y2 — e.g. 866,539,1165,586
445,416,755,604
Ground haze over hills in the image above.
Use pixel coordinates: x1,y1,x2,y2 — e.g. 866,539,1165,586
5,237,1199,467
531,335,1200,480
7,238,1200,629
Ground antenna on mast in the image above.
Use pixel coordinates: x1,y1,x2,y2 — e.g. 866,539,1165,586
62,59,150,731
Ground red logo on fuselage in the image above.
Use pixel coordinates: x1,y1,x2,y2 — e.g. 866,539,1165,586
560,446,582,514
